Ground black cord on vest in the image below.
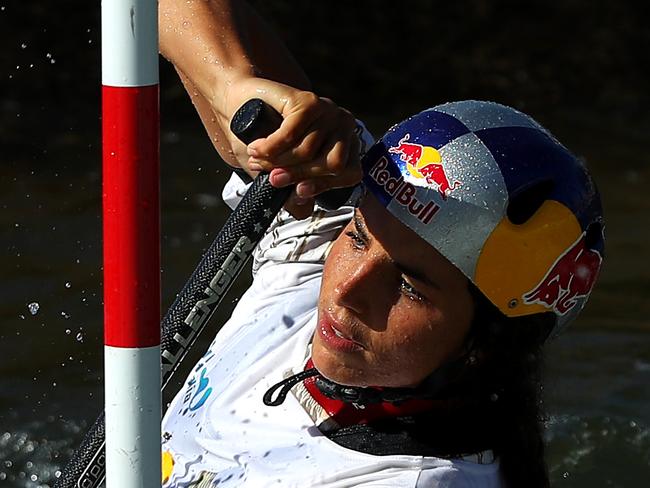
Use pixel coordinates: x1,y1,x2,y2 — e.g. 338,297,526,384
263,351,471,407
263,368,320,406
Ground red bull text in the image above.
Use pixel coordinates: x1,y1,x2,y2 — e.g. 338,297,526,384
388,134,460,200
523,233,602,315
368,156,440,224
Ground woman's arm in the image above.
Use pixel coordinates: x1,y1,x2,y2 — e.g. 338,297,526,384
159,0,309,165
159,0,361,217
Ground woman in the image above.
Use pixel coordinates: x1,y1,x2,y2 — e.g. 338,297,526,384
159,2,604,486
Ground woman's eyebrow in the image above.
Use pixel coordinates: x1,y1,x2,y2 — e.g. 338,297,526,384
395,262,441,290
355,209,440,290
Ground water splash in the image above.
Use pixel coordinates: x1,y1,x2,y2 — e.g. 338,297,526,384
0,425,80,486
27,302,39,315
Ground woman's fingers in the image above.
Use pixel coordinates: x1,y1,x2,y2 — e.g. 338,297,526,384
283,192,316,221
291,167,362,204
248,96,356,168
247,91,325,159
270,136,361,220
224,81,361,218
249,127,327,172
267,132,361,190
253,121,359,185
282,162,362,220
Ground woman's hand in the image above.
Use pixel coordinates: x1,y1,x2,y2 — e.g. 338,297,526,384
222,77,361,219
160,0,360,218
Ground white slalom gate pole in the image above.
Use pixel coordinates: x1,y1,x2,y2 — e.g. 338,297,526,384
101,1,161,486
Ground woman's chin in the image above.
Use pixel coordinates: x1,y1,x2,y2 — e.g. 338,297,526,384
312,339,367,387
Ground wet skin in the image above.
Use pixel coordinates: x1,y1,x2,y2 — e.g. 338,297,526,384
312,193,475,388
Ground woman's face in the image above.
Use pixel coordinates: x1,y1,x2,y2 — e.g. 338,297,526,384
313,193,475,388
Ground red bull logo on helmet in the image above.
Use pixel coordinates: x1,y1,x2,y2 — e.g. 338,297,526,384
368,156,441,224
388,134,461,200
523,233,603,315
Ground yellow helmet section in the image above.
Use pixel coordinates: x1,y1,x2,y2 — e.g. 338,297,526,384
474,200,582,317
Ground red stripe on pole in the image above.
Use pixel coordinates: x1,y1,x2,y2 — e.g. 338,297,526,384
103,84,160,348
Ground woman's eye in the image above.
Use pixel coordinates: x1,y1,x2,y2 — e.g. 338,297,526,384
399,278,425,302
345,230,366,250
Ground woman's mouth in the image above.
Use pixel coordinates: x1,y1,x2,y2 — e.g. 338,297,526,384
317,313,364,353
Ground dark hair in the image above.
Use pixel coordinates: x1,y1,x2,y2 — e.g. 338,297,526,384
358,286,553,486
466,285,553,488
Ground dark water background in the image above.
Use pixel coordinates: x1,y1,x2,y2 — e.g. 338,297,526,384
1,1,649,486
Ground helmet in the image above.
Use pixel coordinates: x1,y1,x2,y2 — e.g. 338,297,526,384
361,100,604,339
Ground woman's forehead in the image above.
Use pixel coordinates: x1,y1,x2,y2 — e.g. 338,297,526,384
357,194,465,288
358,194,432,258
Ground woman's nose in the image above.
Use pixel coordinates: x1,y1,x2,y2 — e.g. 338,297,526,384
334,254,389,316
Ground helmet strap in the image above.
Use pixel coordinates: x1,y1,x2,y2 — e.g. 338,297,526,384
313,353,471,405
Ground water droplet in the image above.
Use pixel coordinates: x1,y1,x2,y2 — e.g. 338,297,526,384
65,329,71,335
61,311,70,319
28,302,39,315
563,471,570,478
20,43,27,49
76,332,84,342
65,281,71,288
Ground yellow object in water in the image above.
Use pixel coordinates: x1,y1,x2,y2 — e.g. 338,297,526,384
162,450,175,483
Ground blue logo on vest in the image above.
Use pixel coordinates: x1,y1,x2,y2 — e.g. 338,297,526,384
188,367,213,412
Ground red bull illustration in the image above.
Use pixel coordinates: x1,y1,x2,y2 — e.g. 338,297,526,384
523,233,603,315
389,134,461,200
368,156,440,224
